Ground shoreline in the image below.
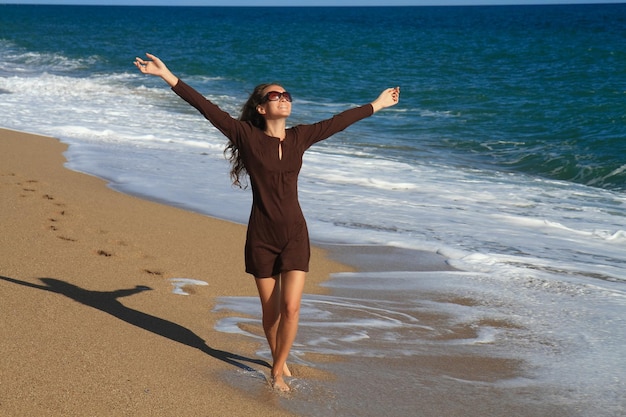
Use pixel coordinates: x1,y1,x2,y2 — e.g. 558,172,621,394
2,127,571,417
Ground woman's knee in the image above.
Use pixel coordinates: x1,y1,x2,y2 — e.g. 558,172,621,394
281,300,301,322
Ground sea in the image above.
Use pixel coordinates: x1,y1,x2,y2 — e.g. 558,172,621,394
1,4,624,416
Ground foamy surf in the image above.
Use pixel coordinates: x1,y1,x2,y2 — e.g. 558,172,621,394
169,278,208,296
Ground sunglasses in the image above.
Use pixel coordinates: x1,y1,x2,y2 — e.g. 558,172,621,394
261,91,292,103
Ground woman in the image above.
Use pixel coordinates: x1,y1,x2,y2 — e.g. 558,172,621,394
134,53,400,392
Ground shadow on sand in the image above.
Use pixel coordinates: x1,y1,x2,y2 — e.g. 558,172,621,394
0,275,269,372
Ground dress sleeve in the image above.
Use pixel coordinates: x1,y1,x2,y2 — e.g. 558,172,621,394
293,104,374,149
171,79,252,147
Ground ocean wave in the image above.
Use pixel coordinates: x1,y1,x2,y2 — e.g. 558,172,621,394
0,40,99,75
447,134,626,192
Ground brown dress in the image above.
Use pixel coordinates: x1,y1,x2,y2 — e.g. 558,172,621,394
172,80,373,277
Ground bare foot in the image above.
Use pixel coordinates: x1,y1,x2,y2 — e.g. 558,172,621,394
271,374,291,392
283,362,292,377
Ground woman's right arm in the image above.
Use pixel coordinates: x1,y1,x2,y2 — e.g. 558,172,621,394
134,53,250,146
134,53,179,87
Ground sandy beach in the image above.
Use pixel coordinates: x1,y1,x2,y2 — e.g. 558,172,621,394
0,128,348,416
2,128,600,417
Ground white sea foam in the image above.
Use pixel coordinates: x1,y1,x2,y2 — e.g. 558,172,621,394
168,278,209,295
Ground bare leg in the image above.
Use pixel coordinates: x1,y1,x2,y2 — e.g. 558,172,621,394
255,275,294,378
272,270,305,391
255,270,305,391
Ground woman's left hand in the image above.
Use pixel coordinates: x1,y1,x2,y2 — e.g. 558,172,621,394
371,87,400,113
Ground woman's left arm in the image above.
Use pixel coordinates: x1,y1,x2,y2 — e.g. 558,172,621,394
297,86,401,148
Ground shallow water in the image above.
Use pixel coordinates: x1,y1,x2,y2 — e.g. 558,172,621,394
215,263,625,416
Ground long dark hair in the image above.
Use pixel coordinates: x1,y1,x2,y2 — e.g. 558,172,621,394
224,83,275,188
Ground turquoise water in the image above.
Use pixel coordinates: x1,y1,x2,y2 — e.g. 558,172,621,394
1,5,625,416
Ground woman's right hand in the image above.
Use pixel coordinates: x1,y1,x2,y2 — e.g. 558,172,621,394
134,53,179,87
